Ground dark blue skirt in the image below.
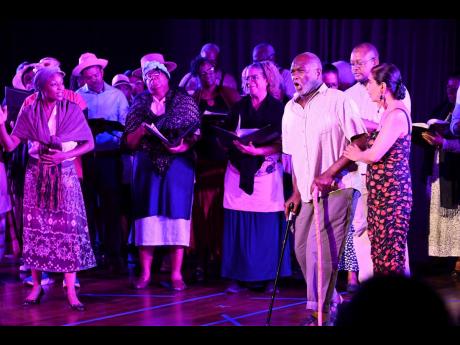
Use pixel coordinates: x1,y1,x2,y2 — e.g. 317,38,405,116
132,151,195,220
221,209,292,281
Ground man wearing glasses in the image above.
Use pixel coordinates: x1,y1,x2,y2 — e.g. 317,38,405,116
344,43,412,288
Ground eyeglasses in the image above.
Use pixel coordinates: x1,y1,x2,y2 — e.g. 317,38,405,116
350,57,375,68
245,74,264,82
145,70,162,80
199,67,215,77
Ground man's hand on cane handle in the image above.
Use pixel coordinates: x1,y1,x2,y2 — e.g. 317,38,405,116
285,192,301,220
311,172,337,195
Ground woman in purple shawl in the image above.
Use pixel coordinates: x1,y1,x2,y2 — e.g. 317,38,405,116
0,67,95,311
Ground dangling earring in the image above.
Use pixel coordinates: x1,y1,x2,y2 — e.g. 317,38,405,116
377,92,385,113
379,92,387,108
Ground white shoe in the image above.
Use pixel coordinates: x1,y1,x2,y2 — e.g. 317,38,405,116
225,281,248,294
19,264,30,272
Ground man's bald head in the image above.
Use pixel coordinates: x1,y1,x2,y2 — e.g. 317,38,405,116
350,42,380,83
252,43,276,63
351,42,379,61
293,52,322,71
201,43,220,65
290,52,323,96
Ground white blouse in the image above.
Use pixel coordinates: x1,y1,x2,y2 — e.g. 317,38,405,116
28,105,77,162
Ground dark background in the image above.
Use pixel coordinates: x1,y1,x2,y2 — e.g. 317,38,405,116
1,18,459,273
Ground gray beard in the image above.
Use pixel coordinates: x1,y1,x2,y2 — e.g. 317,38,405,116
300,81,322,97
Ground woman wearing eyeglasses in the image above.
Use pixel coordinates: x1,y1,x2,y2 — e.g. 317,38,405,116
220,61,291,293
187,56,241,282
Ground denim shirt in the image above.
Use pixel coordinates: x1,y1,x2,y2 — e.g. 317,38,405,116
77,82,129,151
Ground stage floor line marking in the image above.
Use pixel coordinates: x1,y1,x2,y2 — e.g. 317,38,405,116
63,292,226,326
201,300,306,326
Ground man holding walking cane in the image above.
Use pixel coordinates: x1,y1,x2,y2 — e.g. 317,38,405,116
282,52,367,326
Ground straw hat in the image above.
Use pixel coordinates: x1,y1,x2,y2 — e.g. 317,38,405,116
72,52,108,76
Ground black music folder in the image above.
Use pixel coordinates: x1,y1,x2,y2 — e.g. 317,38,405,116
142,121,199,146
211,124,280,149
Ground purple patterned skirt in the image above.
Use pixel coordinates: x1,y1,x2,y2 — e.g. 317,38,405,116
22,160,96,272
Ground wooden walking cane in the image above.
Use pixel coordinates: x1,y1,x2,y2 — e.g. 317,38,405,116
312,186,323,326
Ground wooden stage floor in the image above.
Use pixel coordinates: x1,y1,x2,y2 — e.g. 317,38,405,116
1,259,460,327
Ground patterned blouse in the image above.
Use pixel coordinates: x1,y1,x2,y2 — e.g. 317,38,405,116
124,88,200,175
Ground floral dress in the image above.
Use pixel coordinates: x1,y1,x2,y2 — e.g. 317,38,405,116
366,111,412,274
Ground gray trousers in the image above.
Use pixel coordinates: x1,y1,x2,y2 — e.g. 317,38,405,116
293,188,358,314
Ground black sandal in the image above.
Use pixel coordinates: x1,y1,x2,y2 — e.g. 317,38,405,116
22,287,45,306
